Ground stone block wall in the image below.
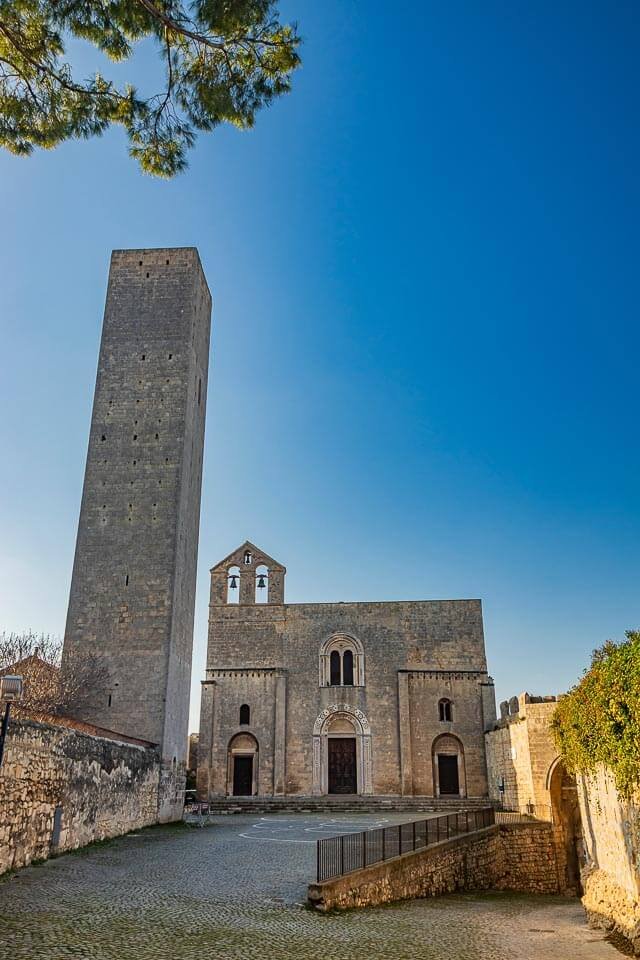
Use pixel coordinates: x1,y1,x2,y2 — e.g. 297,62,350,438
0,718,163,876
578,766,640,954
484,693,559,817
308,822,559,911
63,247,211,767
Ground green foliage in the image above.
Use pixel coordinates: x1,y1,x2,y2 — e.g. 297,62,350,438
551,630,640,799
0,0,301,176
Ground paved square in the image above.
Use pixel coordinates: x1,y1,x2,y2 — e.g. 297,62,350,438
0,815,619,959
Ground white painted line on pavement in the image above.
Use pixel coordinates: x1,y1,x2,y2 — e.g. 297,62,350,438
237,833,315,843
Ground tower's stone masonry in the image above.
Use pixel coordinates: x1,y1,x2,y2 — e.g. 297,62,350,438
63,248,211,818
198,542,496,802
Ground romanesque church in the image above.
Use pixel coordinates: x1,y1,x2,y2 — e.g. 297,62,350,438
197,542,496,800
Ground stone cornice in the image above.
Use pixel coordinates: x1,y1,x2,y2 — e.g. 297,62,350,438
398,669,490,680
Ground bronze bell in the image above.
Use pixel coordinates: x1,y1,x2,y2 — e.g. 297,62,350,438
257,575,267,589
229,574,238,589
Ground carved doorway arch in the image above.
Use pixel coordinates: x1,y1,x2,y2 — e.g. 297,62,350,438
312,704,373,796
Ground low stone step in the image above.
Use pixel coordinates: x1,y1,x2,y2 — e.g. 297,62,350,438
192,795,497,816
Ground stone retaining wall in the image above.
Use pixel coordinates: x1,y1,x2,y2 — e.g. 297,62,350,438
578,767,640,954
0,717,164,875
308,822,559,911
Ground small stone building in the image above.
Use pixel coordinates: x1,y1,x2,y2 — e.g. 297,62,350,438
197,542,496,801
485,693,562,818
484,692,583,892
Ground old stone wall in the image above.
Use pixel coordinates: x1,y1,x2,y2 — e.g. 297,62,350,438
578,766,640,954
308,822,559,911
0,718,162,876
484,693,559,817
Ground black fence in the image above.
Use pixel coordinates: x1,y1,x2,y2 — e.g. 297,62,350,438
317,807,496,882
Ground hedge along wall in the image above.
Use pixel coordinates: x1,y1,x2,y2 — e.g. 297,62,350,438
0,717,162,875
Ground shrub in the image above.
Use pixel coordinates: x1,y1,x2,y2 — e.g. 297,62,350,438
551,631,640,799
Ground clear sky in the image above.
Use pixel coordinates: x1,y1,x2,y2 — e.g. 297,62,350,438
1,1,638,733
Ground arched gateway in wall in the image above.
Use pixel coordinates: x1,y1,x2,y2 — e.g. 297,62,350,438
312,704,373,796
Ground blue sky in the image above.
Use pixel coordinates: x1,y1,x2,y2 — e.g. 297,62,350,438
1,1,638,732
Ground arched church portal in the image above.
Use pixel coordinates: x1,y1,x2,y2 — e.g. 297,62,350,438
432,734,466,798
227,733,259,797
312,705,373,796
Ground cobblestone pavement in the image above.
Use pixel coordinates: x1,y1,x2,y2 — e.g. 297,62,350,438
0,814,619,960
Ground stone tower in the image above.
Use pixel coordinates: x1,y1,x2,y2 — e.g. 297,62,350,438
63,248,211,803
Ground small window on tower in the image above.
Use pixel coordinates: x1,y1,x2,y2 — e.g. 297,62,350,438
438,699,453,723
244,551,252,565
239,704,250,725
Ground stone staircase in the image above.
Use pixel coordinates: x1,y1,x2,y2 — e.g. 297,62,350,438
194,795,497,816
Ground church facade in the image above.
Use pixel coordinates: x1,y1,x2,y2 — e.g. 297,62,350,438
197,542,496,801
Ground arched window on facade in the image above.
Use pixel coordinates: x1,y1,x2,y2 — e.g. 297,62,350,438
438,698,453,722
330,650,341,686
342,649,354,686
320,635,365,687
255,564,269,604
227,565,240,604
239,704,250,726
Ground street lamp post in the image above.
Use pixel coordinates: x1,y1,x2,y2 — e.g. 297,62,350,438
0,675,24,769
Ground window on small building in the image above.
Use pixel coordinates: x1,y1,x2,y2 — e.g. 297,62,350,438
239,704,250,725
439,698,453,722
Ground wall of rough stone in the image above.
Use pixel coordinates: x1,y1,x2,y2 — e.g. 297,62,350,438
578,766,640,954
0,718,162,876
308,822,559,911
484,693,559,817
62,247,211,770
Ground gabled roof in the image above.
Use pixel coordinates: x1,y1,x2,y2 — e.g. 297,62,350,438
0,653,59,677
210,540,286,573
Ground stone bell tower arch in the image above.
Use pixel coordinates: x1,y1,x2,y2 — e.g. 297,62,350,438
209,540,286,606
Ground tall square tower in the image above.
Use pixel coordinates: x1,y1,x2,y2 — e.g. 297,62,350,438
63,248,211,774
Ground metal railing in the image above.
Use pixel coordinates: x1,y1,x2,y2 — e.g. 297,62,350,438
494,801,553,823
317,807,496,882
